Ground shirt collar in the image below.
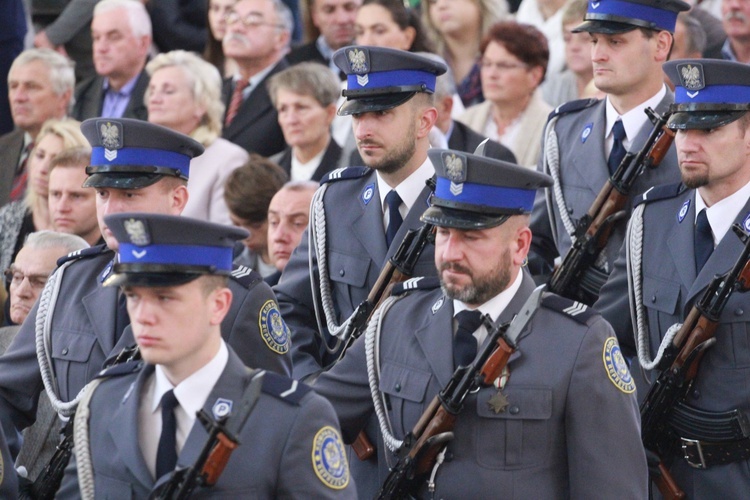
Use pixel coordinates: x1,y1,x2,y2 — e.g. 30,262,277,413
722,38,739,62
695,178,750,246
375,155,435,216
605,85,667,145
102,74,140,96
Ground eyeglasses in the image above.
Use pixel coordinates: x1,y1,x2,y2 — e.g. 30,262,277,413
479,61,529,72
4,268,50,291
225,12,283,29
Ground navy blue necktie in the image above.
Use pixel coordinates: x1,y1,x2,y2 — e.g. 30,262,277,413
608,119,627,175
694,209,714,273
155,390,179,478
384,190,403,248
453,310,483,369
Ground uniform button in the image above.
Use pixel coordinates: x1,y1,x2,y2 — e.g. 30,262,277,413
567,206,574,214
651,295,656,303
509,406,520,415
394,383,401,392
62,348,69,355
735,308,744,316
692,389,700,399
339,269,345,277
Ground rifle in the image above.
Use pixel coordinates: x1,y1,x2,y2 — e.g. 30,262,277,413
548,108,675,305
377,285,546,499
640,224,750,499
150,370,265,500
18,418,74,500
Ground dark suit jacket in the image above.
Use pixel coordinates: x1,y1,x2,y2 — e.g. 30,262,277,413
71,70,149,122
0,129,25,208
272,139,342,182
448,120,517,163
221,60,288,157
285,41,327,66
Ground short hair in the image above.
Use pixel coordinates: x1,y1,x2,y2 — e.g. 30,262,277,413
281,179,318,193
146,50,224,145
269,0,294,35
267,62,341,108
199,274,229,295
94,0,153,38
9,49,76,104
49,147,91,172
361,0,435,53
677,12,707,56
224,155,288,223
561,0,589,27
421,0,507,56
480,21,550,82
23,230,89,255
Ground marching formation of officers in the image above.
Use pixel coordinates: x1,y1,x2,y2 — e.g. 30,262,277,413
0,0,749,498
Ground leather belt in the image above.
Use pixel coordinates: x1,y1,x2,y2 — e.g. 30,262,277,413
681,437,750,469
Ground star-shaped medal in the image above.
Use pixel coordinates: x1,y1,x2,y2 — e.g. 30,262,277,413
487,391,509,414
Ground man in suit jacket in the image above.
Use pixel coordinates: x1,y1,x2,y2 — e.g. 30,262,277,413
71,0,151,122
595,58,750,497
64,213,355,498
528,0,689,288
221,0,291,157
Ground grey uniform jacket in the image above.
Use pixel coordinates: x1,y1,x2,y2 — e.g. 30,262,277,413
594,185,750,497
67,348,356,498
274,166,437,380
529,92,681,276
0,245,291,455
315,272,648,498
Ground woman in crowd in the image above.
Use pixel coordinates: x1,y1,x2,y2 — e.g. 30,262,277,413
458,21,551,167
203,0,238,76
355,0,434,52
146,49,248,226
421,0,507,107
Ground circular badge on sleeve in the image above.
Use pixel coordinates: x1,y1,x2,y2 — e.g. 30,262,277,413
312,426,350,489
603,337,635,394
258,300,290,354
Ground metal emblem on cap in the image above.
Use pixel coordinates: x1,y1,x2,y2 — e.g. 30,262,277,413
98,120,123,161
124,218,150,246
443,152,467,196
347,48,369,75
678,63,704,96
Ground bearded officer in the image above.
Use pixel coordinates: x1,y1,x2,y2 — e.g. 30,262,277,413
314,148,648,497
67,213,355,498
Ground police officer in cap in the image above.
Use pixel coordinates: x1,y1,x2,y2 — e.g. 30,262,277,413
315,149,647,497
0,118,291,488
528,0,688,290
67,213,355,498
596,59,750,497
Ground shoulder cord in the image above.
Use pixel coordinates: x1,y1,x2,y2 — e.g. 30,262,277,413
74,378,103,500
309,183,347,353
35,261,87,417
627,203,680,371
543,115,576,245
365,295,403,454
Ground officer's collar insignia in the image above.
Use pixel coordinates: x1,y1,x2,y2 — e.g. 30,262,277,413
603,337,635,394
677,63,704,96
124,218,150,246
443,152,467,196
99,259,115,283
743,213,750,233
677,199,690,223
259,300,290,354
98,120,123,161
212,398,233,420
432,296,445,314
361,183,375,205
581,123,593,143
347,48,369,76
312,426,350,490
122,381,135,404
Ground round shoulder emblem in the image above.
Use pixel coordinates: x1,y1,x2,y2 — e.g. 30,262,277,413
312,426,350,490
603,337,635,394
258,300,290,354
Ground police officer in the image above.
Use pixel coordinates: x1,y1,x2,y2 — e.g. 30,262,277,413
529,0,688,286
0,119,291,472
315,149,648,497
69,213,355,498
595,59,750,497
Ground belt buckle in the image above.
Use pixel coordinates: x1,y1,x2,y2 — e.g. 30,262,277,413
681,438,707,469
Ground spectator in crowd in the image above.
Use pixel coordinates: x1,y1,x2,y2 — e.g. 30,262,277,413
265,180,317,285
541,0,593,108
354,0,434,53
1,49,74,209
688,1,726,59
723,0,750,62
48,148,102,246
0,0,26,136
204,0,239,76
146,50,248,226
0,119,87,285
421,0,508,107
225,155,288,278
458,21,551,167
221,0,292,157
268,62,342,181
147,0,207,53
516,0,566,77
672,11,708,59
72,0,151,121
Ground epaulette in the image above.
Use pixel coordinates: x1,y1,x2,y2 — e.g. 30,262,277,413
261,371,311,406
95,360,144,380
320,166,371,184
56,244,110,266
634,182,686,208
547,98,599,122
229,264,262,289
541,293,597,325
391,276,441,296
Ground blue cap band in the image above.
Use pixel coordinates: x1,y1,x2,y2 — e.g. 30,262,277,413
347,69,436,93
675,85,750,105
119,243,233,271
91,147,191,178
435,178,536,212
587,0,677,30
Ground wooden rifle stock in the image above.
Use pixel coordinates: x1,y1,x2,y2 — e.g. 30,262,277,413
655,463,686,500
201,432,240,487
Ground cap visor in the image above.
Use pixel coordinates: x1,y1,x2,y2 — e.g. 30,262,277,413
338,92,416,116
572,20,636,34
420,206,510,230
83,172,163,189
103,271,202,288
667,110,747,130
